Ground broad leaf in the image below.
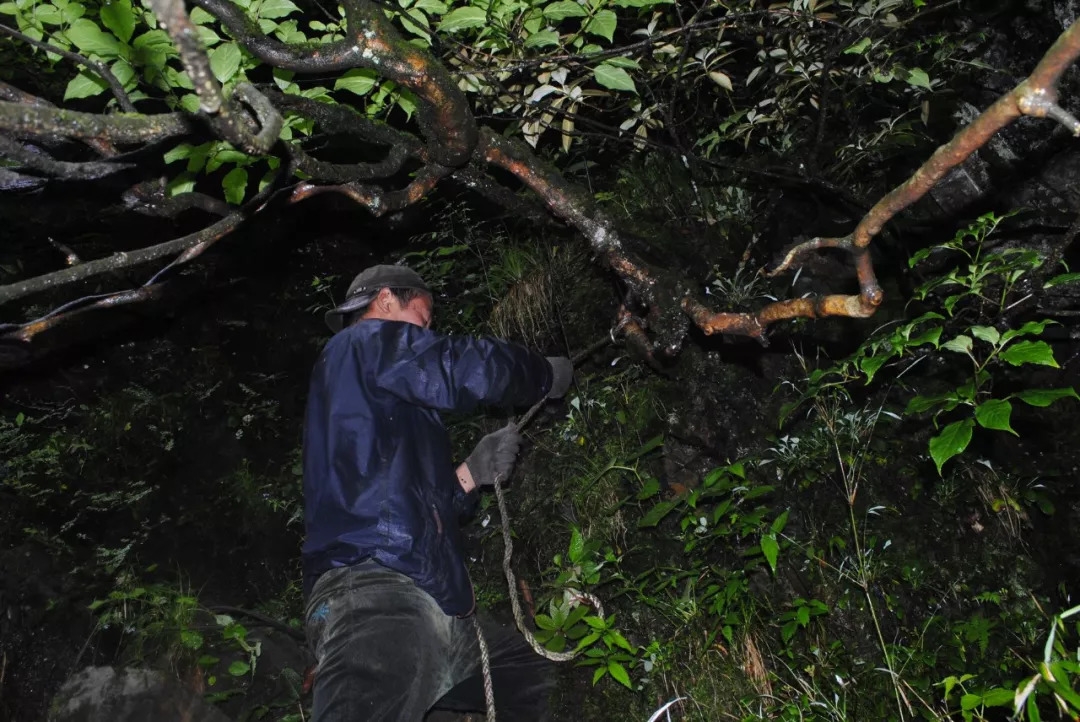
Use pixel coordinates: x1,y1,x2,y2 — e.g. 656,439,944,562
100,0,134,43
586,9,616,42
335,68,378,96
524,29,560,49
210,43,242,84
222,166,248,205
1000,340,1059,368
941,335,973,354
970,325,1000,346
929,419,974,475
438,6,486,32
708,70,733,91
593,64,636,93
607,660,632,689
64,70,108,100
66,19,121,58
544,1,588,21
760,533,779,573
568,526,584,563
906,67,932,90
844,37,871,54
638,499,677,527
258,0,300,19
1044,271,1080,288
1013,387,1079,407
974,398,1015,435
227,660,250,676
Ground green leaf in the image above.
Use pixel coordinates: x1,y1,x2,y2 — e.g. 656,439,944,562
180,629,204,649
607,660,633,689
33,4,63,25
166,172,196,195
1001,319,1053,344
593,63,636,93
64,70,108,100
258,0,299,18
591,667,606,684
929,419,974,475
227,660,251,676
210,43,242,84
190,6,214,24
1001,340,1059,368
970,325,1000,346
941,335,973,355
981,688,1016,707
438,6,486,32
524,29,560,49
906,67,933,90
771,509,789,535
222,166,248,205
960,693,981,711
796,605,810,626
544,0,588,21
608,630,634,653
611,0,670,6
974,398,1015,435
844,37,871,54
586,9,616,42
568,526,584,563
1013,387,1078,407
414,0,447,12
533,613,555,631
66,18,121,58
1044,271,1080,288
334,68,378,96
0,3,18,15
760,533,779,573
638,499,678,527
100,0,134,43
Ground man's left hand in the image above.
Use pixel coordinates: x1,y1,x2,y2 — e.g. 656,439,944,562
465,423,523,488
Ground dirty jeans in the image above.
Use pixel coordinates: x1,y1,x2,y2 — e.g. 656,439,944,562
305,560,554,721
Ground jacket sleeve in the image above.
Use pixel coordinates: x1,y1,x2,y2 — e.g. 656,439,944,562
366,322,553,413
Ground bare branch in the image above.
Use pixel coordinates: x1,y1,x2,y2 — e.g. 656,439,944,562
0,134,133,180
290,164,452,217
0,101,194,144
0,22,135,112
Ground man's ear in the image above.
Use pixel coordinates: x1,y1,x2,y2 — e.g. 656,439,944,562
376,287,394,311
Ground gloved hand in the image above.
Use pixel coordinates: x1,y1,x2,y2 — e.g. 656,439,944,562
465,423,523,488
546,356,573,399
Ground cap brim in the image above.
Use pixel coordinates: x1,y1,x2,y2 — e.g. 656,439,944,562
324,293,375,333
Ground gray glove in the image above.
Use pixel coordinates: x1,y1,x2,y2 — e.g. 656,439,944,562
465,423,523,488
546,356,573,399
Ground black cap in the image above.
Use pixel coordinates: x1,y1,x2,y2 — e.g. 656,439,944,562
324,264,430,333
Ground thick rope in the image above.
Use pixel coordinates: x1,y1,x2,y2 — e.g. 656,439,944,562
475,334,612,721
472,615,496,722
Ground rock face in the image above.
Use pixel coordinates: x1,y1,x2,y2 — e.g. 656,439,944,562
48,666,231,722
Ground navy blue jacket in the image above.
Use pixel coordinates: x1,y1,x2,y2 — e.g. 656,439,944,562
301,319,553,616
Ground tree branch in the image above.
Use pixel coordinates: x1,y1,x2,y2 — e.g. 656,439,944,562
0,134,133,180
191,0,475,166
0,101,194,144
0,22,136,112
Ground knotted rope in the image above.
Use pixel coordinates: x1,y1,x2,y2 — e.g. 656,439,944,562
474,336,610,721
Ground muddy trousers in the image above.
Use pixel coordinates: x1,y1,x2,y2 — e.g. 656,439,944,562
305,561,554,722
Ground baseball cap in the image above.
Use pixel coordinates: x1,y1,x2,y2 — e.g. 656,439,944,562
324,264,431,333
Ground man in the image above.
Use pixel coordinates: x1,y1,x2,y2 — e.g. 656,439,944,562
301,264,573,721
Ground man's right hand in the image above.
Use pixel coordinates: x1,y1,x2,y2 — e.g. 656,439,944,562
546,357,573,399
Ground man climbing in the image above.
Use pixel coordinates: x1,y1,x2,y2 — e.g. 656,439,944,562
301,264,573,721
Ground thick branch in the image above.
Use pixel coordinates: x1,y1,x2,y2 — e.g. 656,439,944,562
0,102,194,144
289,164,451,216
191,0,475,166
0,134,133,180
0,212,247,306
149,0,280,154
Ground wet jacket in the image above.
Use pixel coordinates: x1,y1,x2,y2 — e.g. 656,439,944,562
301,319,553,616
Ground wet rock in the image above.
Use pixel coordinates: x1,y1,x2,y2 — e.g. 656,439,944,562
48,666,231,722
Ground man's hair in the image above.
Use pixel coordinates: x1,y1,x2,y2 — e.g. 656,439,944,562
345,286,431,326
